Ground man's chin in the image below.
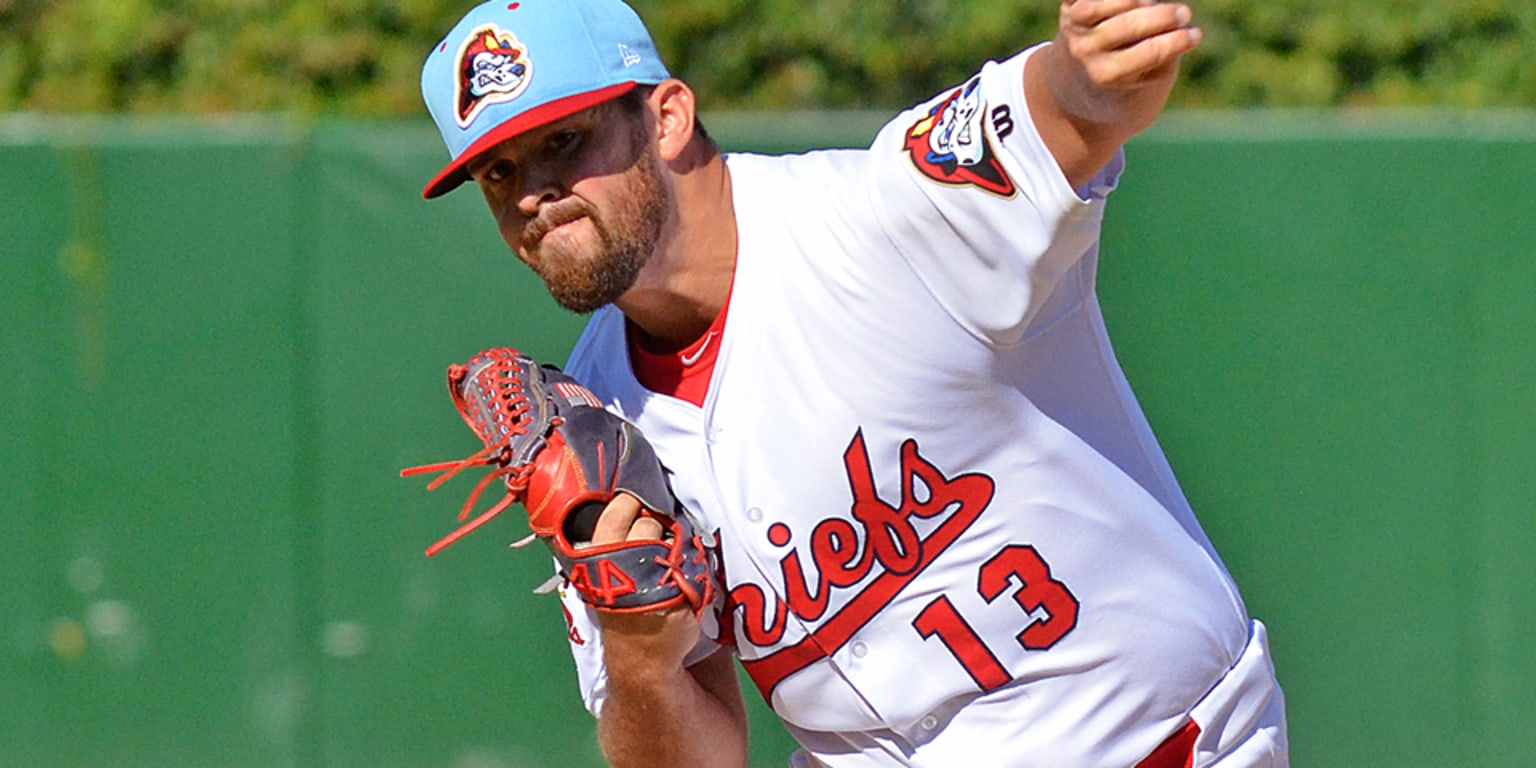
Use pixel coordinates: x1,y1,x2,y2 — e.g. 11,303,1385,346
547,284,620,315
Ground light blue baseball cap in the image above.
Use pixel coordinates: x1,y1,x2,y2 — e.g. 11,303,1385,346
420,0,670,199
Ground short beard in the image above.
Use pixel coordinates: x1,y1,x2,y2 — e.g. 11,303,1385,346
527,128,671,314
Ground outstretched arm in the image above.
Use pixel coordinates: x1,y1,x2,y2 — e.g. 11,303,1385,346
1025,0,1203,189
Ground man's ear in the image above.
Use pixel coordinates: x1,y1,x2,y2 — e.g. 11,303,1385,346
648,79,697,163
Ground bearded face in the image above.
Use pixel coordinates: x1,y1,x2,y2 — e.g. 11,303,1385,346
517,119,672,314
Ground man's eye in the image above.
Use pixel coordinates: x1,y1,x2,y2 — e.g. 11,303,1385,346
549,130,581,155
483,161,514,183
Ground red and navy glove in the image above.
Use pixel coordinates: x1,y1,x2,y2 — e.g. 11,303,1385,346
403,347,717,614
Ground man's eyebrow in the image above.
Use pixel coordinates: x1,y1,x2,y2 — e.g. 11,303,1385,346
465,149,509,177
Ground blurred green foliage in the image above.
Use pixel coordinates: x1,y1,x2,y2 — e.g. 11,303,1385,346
3,0,1534,113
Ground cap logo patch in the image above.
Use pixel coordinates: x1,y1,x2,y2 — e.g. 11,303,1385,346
903,77,1016,198
454,23,533,128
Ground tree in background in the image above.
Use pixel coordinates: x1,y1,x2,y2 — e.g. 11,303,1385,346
2,0,1534,113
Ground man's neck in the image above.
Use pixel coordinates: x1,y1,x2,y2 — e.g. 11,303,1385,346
617,149,735,352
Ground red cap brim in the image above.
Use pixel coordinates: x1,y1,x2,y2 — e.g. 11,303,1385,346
422,82,639,199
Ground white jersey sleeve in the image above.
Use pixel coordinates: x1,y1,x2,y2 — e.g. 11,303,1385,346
863,43,1124,347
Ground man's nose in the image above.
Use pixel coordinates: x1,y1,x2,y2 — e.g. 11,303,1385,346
517,166,563,217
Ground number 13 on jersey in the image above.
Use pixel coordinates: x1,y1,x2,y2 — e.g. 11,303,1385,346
912,544,1080,691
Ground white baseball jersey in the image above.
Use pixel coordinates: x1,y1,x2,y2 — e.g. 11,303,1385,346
558,45,1286,767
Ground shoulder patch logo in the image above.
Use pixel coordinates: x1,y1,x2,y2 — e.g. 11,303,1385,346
455,24,533,128
903,77,1017,198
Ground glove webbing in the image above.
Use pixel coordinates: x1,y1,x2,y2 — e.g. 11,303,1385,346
400,350,550,556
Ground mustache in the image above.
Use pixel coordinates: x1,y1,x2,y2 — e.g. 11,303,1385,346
522,199,594,249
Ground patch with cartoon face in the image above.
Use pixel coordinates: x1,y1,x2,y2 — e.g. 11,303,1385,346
903,77,1016,197
455,24,532,128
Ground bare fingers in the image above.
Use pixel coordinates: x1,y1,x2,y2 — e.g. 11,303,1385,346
1100,26,1202,86
1061,1,1202,87
1063,0,1156,29
588,493,665,545
627,514,665,542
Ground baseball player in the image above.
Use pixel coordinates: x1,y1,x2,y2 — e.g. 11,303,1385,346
415,0,1288,766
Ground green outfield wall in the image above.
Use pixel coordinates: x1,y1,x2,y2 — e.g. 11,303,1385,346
3,111,1534,767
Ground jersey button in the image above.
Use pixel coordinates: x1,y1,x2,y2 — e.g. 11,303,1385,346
850,641,868,658
746,507,763,523
920,715,939,731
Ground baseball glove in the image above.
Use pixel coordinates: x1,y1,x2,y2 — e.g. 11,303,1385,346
402,347,717,615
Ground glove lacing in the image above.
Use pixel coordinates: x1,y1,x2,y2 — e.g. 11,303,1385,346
401,354,558,556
